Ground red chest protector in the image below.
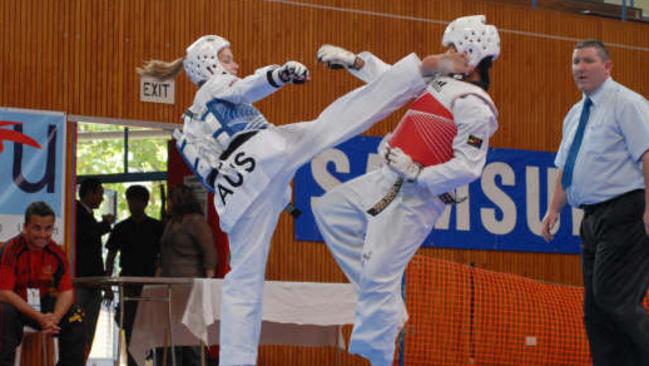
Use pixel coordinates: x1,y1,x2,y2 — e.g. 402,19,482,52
388,76,496,167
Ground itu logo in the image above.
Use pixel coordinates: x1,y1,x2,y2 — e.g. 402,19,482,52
0,121,42,153
1,120,58,193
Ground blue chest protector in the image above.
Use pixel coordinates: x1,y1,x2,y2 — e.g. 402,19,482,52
176,98,270,194
202,98,269,143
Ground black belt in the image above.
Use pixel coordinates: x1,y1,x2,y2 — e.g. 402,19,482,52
206,130,260,188
206,129,301,219
580,189,644,214
219,130,259,160
366,178,403,216
366,178,461,217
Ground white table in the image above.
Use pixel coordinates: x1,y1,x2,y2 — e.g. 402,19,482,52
75,276,194,366
130,279,357,366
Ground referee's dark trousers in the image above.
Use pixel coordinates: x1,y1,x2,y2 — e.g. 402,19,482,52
580,189,649,366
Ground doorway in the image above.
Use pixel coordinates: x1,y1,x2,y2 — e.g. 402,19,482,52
74,118,173,363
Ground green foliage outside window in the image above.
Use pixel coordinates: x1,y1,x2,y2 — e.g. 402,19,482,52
76,123,169,221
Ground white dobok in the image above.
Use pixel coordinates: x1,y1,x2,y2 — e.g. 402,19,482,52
175,53,431,366
313,51,498,366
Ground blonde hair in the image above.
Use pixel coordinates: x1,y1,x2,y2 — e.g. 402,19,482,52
136,57,185,80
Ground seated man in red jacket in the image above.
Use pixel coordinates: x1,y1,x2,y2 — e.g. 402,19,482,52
0,201,85,366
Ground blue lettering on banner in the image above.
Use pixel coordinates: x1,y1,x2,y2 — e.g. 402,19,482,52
294,136,582,254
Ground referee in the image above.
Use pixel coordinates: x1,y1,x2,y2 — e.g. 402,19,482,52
542,39,649,366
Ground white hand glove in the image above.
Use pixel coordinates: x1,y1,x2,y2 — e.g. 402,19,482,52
377,132,393,162
272,61,310,85
385,147,422,182
317,44,357,69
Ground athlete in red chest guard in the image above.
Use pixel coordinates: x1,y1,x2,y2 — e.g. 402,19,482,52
314,15,500,366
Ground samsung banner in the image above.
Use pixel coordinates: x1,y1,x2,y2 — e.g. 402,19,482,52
0,108,66,243
295,136,582,254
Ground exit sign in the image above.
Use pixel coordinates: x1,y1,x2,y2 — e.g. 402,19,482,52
140,76,175,104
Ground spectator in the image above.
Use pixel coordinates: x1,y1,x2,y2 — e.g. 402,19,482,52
0,201,85,365
74,177,114,358
105,185,164,366
157,184,217,365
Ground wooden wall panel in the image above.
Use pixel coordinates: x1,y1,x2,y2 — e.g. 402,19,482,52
2,1,649,364
3,0,649,297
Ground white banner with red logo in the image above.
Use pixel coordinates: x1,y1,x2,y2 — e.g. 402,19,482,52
0,108,66,243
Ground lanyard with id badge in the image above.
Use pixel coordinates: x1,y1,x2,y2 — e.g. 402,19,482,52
27,287,41,312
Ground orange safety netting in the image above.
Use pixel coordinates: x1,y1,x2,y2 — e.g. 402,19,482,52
400,255,596,366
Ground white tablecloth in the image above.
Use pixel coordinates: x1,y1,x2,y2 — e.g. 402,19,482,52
129,279,356,366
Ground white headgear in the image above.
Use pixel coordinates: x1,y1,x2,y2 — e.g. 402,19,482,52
442,15,500,67
183,35,231,85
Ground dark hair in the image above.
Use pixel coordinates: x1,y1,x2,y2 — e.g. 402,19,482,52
168,184,203,218
79,177,102,198
24,201,55,224
126,185,150,202
474,56,493,91
575,39,610,61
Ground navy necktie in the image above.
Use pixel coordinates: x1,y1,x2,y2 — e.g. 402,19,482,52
561,97,593,190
